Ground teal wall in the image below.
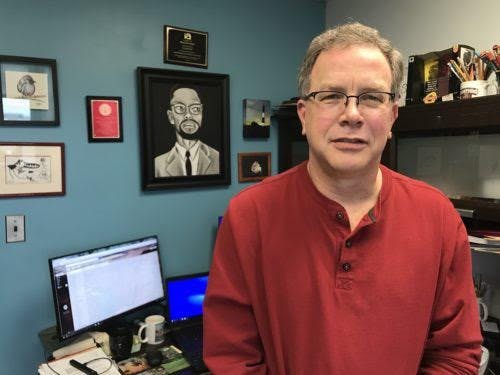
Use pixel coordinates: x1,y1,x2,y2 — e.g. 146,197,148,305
0,0,324,371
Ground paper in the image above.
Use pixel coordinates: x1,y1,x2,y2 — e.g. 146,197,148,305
38,346,120,375
481,320,499,333
416,146,441,176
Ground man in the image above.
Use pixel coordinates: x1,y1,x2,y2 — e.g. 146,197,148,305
154,86,219,177
203,22,482,374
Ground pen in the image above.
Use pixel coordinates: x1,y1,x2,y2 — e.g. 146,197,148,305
447,62,464,82
69,359,99,375
450,59,469,81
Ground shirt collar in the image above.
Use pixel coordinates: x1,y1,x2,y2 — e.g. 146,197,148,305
174,140,200,160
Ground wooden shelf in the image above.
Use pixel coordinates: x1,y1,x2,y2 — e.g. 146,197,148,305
394,94,500,136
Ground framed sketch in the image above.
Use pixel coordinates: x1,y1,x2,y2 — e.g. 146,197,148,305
0,55,59,125
238,152,271,182
137,67,230,190
0,142,65,198
86,96,123,142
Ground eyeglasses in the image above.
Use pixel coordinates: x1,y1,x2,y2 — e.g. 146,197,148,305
303,90,395,110
171,103,203,115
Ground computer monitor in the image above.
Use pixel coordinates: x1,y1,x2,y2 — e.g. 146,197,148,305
49,235,165,340
165,272,209,324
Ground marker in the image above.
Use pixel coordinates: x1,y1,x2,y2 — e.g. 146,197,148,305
69,359,98,375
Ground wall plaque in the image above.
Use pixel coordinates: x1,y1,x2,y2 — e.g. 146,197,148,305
164,26,208,69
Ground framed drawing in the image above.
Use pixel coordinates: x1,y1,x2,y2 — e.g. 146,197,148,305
0,55,59,125
86,96,123,142
137,67,230,190
0,142,65,198
238,152,271,182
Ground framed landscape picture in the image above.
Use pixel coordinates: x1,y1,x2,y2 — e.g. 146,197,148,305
0,55,59,126
0,142,65,198
243,99,271,138
137,67,230,190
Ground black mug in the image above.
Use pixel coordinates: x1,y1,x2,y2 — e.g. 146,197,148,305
109,326,133,361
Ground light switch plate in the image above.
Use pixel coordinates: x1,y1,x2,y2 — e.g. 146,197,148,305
5,215,25,243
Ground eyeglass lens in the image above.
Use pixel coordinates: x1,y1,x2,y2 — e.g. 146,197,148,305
172,103,202,115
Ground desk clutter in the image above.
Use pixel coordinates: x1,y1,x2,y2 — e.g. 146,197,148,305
406,43,499,105
38,342,190,375
38,346,121,375
38,329,196,375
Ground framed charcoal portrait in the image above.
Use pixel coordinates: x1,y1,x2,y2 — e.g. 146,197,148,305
238,152,271,182
138,67,230,190
0,55,59,126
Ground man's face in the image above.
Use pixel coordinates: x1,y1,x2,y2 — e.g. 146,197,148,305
167,88,203,139
297,45,398,177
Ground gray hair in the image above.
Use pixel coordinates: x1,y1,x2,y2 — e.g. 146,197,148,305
297,22,404,98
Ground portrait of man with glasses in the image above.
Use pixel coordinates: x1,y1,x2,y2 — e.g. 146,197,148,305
154,85,220,177
204,22,481,374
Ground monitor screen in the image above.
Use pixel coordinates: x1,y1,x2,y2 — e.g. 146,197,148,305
49,236,165,340
166,273,208,324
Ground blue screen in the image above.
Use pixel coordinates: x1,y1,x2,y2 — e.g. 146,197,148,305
167,275,208,322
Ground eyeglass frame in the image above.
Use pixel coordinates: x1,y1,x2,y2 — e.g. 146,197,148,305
302,90,396,108
170,102,203,115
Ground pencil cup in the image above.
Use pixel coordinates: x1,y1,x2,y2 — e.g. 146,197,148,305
460,80,498,99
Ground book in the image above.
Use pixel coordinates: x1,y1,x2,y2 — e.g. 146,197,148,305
468,230,500,245
38,346,121,375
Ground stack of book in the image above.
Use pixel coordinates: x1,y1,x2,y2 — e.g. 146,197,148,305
468,230,500,253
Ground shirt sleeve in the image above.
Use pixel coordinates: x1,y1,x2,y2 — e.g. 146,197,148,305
419,214,482,374
203,201,268,374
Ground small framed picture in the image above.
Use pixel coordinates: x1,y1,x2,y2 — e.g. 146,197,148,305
86,96,123,142
0,55,59,126
0,142,65,198
238,152,271,182
243,99,271,138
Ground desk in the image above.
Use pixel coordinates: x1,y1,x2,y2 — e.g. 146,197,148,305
39,325,210,374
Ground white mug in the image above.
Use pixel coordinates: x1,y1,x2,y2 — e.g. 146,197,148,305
138,315,165,345
477,298,488,322
460,80,498,99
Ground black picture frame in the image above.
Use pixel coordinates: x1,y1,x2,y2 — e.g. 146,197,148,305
238,152,271,182
0,55,59,126
86,96,123,143
137,67,230,190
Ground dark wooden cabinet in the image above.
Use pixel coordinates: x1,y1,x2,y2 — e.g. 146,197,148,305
274,104,308,173
275,95,500,224
391,94,500,224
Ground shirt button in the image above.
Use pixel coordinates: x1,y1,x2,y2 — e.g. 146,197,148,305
342,262,351,272
345,240,352,248
336,211,344,220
